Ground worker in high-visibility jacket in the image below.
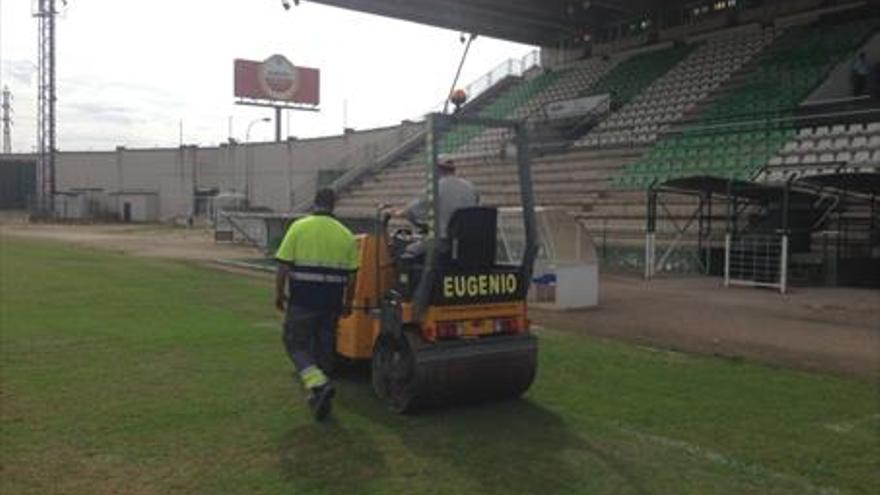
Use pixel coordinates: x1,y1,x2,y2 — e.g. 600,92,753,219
274,188,359,421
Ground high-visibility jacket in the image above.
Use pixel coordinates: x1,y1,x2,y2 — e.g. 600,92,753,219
275,213,359,312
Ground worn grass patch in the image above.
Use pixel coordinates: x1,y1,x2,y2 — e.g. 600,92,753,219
1,235,877,494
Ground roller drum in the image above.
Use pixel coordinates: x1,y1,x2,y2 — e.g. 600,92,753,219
372,331,537,413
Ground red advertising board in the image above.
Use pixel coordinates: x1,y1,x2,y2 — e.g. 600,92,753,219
234,55,320,105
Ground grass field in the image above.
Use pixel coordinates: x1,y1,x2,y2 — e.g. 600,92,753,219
1,236,877,495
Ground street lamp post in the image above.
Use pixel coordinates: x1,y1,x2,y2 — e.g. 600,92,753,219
244,117,271,206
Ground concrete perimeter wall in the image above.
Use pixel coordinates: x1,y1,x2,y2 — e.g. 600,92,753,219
50,122,421,221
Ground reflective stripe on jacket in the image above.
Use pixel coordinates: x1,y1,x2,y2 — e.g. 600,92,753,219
275,213,359,311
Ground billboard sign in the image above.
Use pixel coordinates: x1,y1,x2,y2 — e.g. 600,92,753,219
234,55,320,105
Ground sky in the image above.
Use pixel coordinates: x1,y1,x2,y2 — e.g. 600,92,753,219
0,0,535,152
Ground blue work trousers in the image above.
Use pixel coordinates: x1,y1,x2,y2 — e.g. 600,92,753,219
282,304,338,376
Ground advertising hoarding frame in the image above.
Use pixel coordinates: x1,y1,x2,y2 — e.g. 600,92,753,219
234,54,321,142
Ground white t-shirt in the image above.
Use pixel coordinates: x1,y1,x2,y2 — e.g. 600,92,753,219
402,175,479,238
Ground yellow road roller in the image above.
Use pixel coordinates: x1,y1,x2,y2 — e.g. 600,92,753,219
335,113,539,412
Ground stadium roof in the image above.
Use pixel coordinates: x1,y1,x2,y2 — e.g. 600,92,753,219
308,0,661,45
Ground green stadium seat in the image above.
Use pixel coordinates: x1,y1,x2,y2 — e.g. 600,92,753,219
613,17,875,186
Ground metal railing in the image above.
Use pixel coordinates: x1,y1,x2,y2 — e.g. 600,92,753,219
280,50,545,214
420,49,542,117
291,126,428,213
290,50,542,213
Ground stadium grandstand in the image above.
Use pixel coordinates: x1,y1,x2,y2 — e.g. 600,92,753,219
1,0,878,288
325,0,880,289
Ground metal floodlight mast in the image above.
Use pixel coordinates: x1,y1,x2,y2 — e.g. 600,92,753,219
34,0,59,216
1,86,12,154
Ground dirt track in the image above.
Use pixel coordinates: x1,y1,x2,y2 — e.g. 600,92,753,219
533,275,879,379
0,216,258,262
3,215,878,379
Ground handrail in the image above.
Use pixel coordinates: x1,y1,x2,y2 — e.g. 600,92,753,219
292,127,428,213
218,211,266,251
333,128,426,193
289,50,542,213
811,194,840,230
419,49,542,118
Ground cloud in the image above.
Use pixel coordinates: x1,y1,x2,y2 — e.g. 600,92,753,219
1,0,533,152
63,78,186,110
2,60,38,86
54,77,202,149
63,102,136,126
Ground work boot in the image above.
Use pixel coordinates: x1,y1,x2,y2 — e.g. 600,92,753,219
308,383,335,421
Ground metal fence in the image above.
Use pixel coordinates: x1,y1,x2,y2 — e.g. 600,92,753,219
724,233,789,293
214,210,297,252
420,49,541,117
